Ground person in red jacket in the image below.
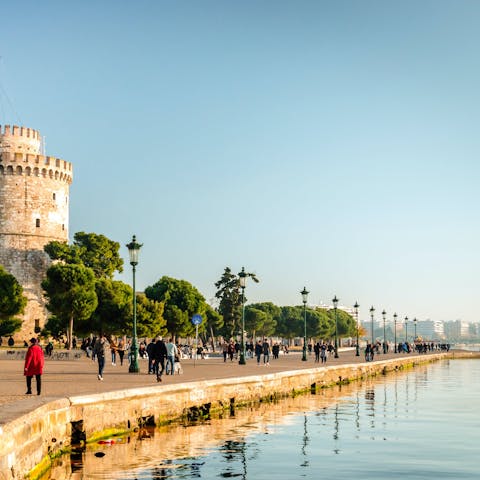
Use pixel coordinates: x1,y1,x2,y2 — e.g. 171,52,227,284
24,337,45,395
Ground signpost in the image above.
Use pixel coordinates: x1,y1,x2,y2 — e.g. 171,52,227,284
191,314,202,367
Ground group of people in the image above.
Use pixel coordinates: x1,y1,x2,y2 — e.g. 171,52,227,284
221,339,286,365
88,335,181,381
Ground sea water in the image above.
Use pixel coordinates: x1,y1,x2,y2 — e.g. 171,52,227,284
46,359,479,479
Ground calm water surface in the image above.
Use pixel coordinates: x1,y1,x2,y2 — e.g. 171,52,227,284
47,359,480,479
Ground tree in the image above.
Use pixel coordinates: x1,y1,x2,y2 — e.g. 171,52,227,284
44,231,123,279
89,278,132,335
214,267,259,338
145,276,209,339
245,302,279,339
42,264,98,349
133,294,167,339
204,304,224,349
277,306,304,340
0,266,27,336
327,309,356,338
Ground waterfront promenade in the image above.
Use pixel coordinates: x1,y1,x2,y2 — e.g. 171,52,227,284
0,347,441,425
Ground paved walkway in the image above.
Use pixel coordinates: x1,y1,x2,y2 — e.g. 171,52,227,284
0,347,440,425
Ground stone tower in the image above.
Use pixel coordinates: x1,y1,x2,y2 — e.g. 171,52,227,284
0,125,73,340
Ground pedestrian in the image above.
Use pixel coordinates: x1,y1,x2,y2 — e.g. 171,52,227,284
262,339,270,366
152,337,167,382
93,333,109,380
320,343,327,364
255,340,263,364
24,338,44,395
110,337,117,366
146,338,156,374
165,338,178,375
314,342,320,363
227,341,235,362
117,338,125,366
222,342,228,362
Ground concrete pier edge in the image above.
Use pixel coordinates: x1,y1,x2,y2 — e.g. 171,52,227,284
1,351,476,480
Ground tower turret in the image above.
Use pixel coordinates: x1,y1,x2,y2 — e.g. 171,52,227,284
0,125,73,340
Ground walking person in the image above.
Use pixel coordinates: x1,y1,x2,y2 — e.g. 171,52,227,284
110,337,117,366
93,334,109,380
255,340,262,365
262,339,270,366
165,338,178,375
146,338,156,374
320,343,327,364
153,337,167,382
314,342,320,363
117,338,125,366
24,338,44,395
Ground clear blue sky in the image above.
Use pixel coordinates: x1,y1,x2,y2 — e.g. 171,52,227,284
1,1,479,322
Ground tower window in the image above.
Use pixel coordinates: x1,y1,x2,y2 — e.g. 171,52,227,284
62,224,65,231
36,219,40,228
53,193,56,200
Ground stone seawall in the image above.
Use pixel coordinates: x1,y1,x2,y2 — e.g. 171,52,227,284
0,352,471,479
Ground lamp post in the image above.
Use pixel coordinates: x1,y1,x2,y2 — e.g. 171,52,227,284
369,306,375,345
382,310,387,354
393,313,398,353
414,317,417,343
126,235,142,373
333,296,339,358
301,287,309,361
404,316,408,343
238,267,247,365
354,302,360,356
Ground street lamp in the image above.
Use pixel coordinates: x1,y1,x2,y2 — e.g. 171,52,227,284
404,316,408,343
301,287,309,361
369,306,375,345
382,310,387,354
126,235,142,373
393,313,398,353
333,295,339,358
238,267,247,365
354,302,360,356
414,317,417,343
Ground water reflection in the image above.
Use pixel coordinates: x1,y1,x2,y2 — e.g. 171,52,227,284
43,360,479,479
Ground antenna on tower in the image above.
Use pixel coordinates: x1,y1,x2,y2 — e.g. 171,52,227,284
0,56,22,125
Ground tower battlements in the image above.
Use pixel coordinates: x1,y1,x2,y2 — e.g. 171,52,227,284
0,152,73,183
0,124,42,154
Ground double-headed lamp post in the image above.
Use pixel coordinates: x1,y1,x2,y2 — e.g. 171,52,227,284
333,295,339,358
404,316,408,343
382,310,387,354
354,302,360,356
370,306,375,345
414,317,417,343
393,313,398,353
301,287,309,361
238,267,247,365
126,235,142,374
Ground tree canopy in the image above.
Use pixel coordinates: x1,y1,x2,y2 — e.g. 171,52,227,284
145,276,209,339
42,263,98,348
44,231,123,279
0,266,27,336
214,267,259,338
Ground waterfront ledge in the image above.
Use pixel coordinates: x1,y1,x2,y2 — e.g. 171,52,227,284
0,351,475,480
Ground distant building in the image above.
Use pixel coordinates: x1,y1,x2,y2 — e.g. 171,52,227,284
444,320,470,339
415,320,445,340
